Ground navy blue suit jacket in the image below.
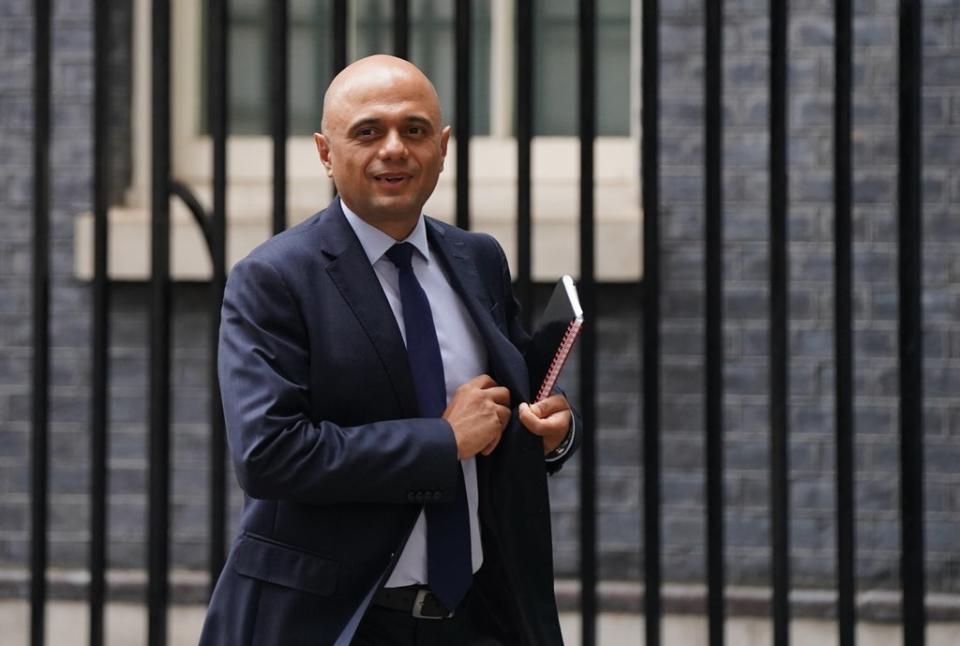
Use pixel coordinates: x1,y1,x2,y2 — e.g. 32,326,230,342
199,200,578,645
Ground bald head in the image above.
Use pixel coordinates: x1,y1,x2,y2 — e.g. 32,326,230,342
321,55,442,135
313,54,451,239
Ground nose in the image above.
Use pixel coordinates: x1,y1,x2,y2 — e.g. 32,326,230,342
378,129,408,160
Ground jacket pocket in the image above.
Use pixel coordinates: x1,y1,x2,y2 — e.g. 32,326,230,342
232,533,339,597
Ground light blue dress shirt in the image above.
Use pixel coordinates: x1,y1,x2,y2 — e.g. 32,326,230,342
340,199,575,589
340,200,487,587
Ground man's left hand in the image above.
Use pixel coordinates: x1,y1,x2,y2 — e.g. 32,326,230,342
518,395,573,455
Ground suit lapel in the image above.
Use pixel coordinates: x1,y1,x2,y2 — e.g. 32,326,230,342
426,220,530,403
318,201,420,419
317,205,530,418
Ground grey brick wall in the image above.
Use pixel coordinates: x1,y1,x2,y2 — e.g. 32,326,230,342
1,0,959,605
605,0,960,593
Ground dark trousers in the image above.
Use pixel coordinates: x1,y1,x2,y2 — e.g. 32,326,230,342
351,594,505,646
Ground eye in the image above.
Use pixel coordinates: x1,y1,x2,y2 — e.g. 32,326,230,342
407,125,425,136
355,127,377,138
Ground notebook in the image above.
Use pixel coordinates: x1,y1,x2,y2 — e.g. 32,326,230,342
525,275,584,403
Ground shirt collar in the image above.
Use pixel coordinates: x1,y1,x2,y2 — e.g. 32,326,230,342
340,198,431,266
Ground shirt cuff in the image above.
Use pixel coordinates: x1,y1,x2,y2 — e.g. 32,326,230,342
544,414,576,463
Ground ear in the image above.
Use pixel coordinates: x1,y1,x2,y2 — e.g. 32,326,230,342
439,125,451,171
314,133,334,178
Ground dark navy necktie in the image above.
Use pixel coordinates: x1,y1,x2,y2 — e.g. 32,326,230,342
385,242,472,611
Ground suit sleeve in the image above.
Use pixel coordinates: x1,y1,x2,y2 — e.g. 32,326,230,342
218,256,460,505
484,235,582,474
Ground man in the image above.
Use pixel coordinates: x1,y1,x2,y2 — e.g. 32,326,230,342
199,55,580,646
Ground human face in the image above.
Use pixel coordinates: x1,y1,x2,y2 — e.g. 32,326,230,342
315,63,451,239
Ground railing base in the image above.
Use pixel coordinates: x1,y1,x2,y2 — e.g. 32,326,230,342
3,597,959,646
2,569,958,623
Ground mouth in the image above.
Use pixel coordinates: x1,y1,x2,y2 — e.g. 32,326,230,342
373,173,411,185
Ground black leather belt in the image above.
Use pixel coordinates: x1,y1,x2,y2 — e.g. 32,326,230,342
372,585,455,619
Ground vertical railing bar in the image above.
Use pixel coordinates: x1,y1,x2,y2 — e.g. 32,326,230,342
578,1,597,645
455,0,471,231
270,0,289,235
148,0,172,643
330,0,348,203
313,2,326,126
769,1,790,645
207,0,229,596
516,0,533,327
704,1,725,645
30,1,51,644
833,1,856,645
642,0,662,645
898,2,925,645
90,0,112,643
393,0,409,60
333,1,348,78
330,0,348,201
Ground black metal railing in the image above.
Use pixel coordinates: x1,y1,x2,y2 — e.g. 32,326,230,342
769,2,791,644
834,2,856,646
704,2,725,644
27,2,931,646
456,0,471,231
578,3,598,644
270,1,289,236
898,3,926,645
641,1,662,645
515,0,534,328
147,1,172,643
30,1,51,644
207,0,230,600
90,0,112,644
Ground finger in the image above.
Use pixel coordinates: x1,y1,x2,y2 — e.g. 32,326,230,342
530,394,569,418
522,403,571,436
538,406,572,426
518,402,546,436
481,432,502,456
537,410,571,434
470,374,496,389
484,386,511,406
494,404,512,429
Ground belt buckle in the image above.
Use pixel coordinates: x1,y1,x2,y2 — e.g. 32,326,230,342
412,589,454,620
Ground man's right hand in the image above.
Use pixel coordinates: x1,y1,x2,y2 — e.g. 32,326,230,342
443,374,511,459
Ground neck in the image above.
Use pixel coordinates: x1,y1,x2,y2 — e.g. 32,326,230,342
377,219,419,241
341,199,420,241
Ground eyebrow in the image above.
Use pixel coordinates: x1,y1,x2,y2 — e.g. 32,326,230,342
346,115,434,133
